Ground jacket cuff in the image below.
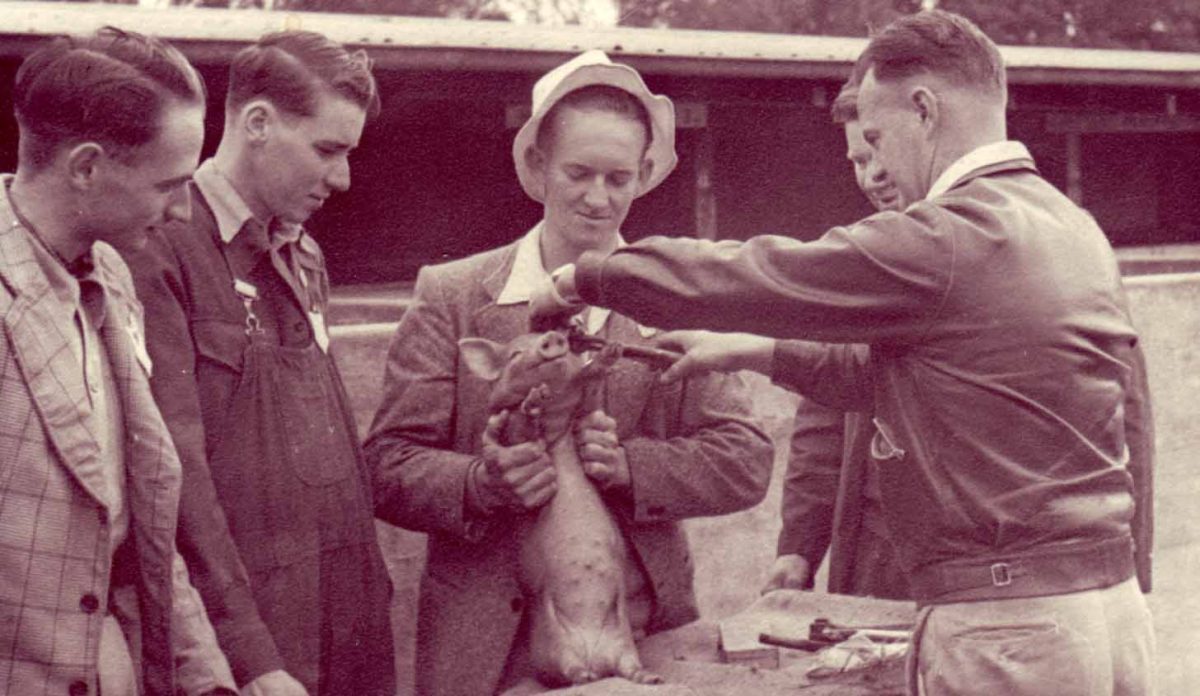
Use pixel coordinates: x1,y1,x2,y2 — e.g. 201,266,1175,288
220,629,285,688
622,437,673,522
574,250,607,307
770,340,821,392
775,526,829,568
462,458,494,542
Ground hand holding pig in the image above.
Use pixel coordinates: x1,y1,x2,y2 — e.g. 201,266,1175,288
576,410,630,492
471,410,558,513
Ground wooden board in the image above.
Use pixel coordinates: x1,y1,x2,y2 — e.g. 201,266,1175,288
520,591,916,696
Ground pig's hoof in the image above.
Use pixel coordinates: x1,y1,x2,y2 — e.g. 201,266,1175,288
565,667,599,684
623,665,662,685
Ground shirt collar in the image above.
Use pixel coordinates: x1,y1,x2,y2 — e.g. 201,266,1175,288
496,222,626,335
193,159,304,247
926,140,1033,201
194,159,256,244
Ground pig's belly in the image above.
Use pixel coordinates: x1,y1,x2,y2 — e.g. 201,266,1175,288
519,435,644,685
520,436,627,610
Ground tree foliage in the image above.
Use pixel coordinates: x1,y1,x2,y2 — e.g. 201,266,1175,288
937,0,1200,51
615,0,1200,51
103,0,1200,51
614,0,921,36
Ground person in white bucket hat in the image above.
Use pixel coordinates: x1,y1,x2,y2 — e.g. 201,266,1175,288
365,51,772,694
512,49,677,204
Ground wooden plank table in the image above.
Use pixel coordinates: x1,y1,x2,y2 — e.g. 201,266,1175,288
516,591,916,696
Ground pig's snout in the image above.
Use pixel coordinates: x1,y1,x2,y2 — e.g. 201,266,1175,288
537,331,570,359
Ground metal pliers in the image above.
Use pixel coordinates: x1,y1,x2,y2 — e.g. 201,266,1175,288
564,318,682,371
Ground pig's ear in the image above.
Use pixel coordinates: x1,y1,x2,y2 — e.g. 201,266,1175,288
458,337,507,381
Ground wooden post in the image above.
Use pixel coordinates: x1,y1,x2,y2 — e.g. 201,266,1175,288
694,116,717,240
673,101,715,240
1065,131,1083,205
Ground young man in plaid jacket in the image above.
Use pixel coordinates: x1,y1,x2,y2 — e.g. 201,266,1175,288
0,27,235,696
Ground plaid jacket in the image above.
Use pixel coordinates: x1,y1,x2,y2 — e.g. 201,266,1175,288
0,188,234,696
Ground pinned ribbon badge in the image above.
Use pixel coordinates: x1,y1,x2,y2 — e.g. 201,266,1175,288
234,279,264,335
233,278,259,301
126,313,153,376
309,309,329,353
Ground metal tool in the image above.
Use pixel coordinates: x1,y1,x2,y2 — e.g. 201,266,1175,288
564,320,682,370
757,632,829,652
809,617,912,644
758,617,911,653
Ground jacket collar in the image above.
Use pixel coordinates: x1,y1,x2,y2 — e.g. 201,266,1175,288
0,175,127,303
0,177,111,504
479,240,521,303
926,141,1036,201
0,175,55,302
493,222,626,334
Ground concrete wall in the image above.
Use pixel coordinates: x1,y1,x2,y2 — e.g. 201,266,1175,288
1119,274,1200,696
332,271,1200,696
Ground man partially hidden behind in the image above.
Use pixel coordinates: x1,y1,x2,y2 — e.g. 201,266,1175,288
535,11,1156,695
0,27,237,696
365,51,772,695
764,82,911,600
127,31,393,696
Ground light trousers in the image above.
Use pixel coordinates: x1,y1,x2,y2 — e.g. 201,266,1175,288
913,577,1155,696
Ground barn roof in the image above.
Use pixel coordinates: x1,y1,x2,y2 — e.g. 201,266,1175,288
2,1,1199,88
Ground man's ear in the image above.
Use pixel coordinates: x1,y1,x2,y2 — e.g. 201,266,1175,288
459,337,508,381
242,100,275,145
911,87,939,135
65,142,105,190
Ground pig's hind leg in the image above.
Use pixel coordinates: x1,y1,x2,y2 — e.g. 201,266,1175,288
609,592,661,685
532,591,661,686
528,592,601,686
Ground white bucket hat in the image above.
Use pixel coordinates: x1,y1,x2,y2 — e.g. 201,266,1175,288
513,50,677,203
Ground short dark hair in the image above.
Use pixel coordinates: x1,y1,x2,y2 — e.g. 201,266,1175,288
14,26,205,172
535,85,652,154
227,31,380,120
856,10,1005,99
831,81,859,124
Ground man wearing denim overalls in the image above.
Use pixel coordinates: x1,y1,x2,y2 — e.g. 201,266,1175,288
126,31,394,696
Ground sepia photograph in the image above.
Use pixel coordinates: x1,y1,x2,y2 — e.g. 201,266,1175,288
0,1,1195,694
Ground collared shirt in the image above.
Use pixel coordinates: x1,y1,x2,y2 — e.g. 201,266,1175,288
926,140,1033,201
496,222,625,335
193,159,327,351
24,232,128,553
193,160,302,247
22,228,136,694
